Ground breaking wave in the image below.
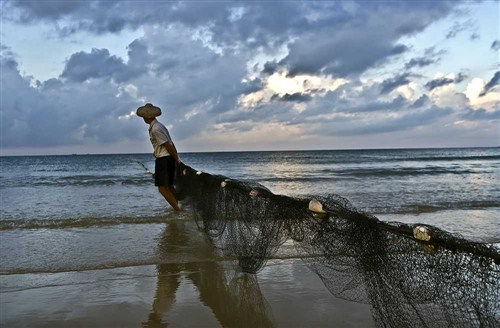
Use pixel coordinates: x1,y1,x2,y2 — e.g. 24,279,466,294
0,215,192,231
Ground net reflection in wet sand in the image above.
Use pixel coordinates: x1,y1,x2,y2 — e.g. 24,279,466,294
143,221,274,327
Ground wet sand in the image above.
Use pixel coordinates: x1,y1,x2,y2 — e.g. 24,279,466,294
1,259,374,327
1,221,374,327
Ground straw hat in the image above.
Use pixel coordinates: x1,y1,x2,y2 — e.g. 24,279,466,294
136,103,161,118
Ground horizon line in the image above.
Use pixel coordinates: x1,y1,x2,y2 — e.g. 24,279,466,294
1,145,499,157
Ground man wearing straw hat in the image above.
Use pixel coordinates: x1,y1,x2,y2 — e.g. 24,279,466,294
137,103,181,212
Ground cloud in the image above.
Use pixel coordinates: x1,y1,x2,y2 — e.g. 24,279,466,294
278,2,458,77
0,50,141,149
425,73,467,90
445,19,476,39
59,42,150,83
338,96,409,114
312,106,453,137
5,1,314,46
462,108,500,121
0,25,252,149
262,61,279,76
271,93,312,102
380,73,412,94
6,1,144,35
6,1,88,21
491,40,500,51
183,121,306,151
404,47,445,70
464,77,499,110
410,95,431,108
7,0,460,79
425,77,454,90
479,71,500,96
404,57,437,70
0,44,19,70
469,33,480,41
5,1,499,153
61,48,127,82
280,32,408,77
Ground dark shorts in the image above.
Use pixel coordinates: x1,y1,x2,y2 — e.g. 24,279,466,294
155,156,176,187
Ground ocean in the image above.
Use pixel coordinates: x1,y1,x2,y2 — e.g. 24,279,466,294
1,147,499,327
1,148,499,238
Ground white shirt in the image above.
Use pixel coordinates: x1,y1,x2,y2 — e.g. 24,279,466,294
149,119,174,158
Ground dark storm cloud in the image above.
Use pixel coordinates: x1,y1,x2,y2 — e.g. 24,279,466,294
7,0,308,46
425,77,454,90
279,2,458,77
0,24,252,149
380,73,412,94
58,42,150,83
271,93,312,103
108,27,250,141
6,0,484,151
479,71,500,97
7,0,88,21
280,34,408,77
491,40,500,51
60,48,127,82
7,0,144,35
241,79,263,95
120,39,151,80
7,0,460,78
262,61,279,76
0,51,142,148
425,73,467,90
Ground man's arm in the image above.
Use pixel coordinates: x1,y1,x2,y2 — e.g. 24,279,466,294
162,142,181,164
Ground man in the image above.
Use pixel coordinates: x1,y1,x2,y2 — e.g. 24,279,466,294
137,103,181,212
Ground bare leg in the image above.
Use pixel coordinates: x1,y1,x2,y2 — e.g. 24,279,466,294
158,186,181,211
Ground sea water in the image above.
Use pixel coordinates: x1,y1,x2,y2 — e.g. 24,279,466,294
0,147,499,274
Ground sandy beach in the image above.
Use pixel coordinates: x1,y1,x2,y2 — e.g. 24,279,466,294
1,221,374,327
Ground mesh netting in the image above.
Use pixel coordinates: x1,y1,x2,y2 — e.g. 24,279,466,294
175,164,500,327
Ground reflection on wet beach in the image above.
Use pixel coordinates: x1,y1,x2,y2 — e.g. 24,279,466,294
143,221,273,327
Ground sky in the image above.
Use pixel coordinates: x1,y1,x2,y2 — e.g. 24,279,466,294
1,0,499,155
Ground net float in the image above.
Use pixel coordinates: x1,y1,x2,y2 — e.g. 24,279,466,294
413,226,431,241
309,199,326,214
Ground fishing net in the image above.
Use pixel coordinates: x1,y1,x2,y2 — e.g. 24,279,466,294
175,164,500,327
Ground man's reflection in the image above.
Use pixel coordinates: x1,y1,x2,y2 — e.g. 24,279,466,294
142,221,274,327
